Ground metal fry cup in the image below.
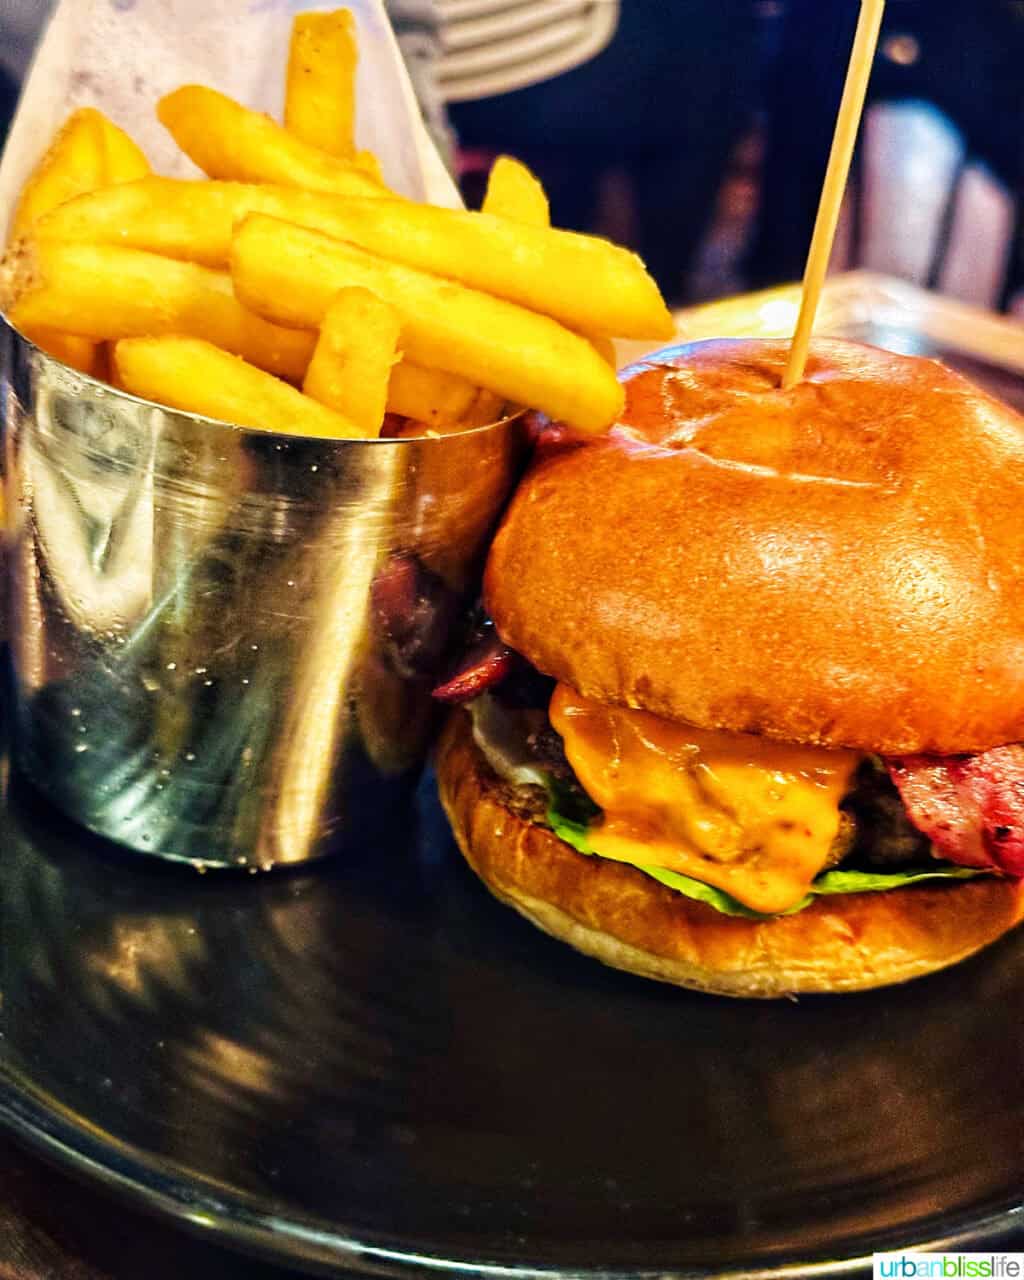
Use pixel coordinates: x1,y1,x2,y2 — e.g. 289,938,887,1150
2,321,524,868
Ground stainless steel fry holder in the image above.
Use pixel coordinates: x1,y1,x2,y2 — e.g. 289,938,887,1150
1,320,524,868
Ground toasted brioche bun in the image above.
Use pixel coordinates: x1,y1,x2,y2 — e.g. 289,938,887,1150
485,339,1024,755
437,710,1024,997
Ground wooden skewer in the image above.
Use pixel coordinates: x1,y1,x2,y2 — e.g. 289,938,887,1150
782,0,887,389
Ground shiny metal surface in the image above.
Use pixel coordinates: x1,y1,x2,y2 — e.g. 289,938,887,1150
1,320,523,866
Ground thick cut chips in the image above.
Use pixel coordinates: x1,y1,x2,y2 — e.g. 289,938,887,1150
40,177,667,338
6,241,314,382
115,337,362,439
9,107,148,240
303,287,399,433
231,215,624,432
157,86,384,197
8,107,150,377
482,156,550,228
285,9,358,157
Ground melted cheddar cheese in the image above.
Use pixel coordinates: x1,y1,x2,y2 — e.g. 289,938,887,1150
549,685,862,913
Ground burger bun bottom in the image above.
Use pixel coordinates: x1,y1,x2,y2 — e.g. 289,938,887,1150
436,710,1024,998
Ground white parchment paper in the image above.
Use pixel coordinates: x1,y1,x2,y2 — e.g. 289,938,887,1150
0,0,460,238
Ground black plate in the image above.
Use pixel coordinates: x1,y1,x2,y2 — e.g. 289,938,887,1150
3,310,1024,1273
2,750,1023,1276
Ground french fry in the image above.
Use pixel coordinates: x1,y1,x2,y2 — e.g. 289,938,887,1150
285,9,357,158
5,241,315,382
10,108,149,239
32,173,506,421
10,109,105,238
42,176,669,339
258,195,672,339
37,178,266,267
482,156,550,228
386,361,481,426
8,8,669,442
486,163,615,372
459,390,506,428
24,329,101,376
35,177,379,267
268,197,671,339
303,288,400,433
387,365,506,431
588,334,617,366
157,86,385,197
9,107,149,373
97,115,151,184
353,150,385,184
231,215,624,432
114,337,363,439
244,192,670,339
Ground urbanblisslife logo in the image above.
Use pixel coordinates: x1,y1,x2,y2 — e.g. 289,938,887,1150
874,1255,1024,1279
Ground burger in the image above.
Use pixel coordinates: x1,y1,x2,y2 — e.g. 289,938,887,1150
434,338,1024,996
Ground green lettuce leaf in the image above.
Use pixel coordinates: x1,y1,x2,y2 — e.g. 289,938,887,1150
809,865,984,895
545,777,599,854
545,785,987,919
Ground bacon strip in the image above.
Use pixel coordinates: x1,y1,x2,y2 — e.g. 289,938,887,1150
370,552,455,678
886,745,1024,875
432,624,514,703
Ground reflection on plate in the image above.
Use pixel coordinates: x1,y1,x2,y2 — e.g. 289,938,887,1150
2,749,1023,1274
2,274,1024,1274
